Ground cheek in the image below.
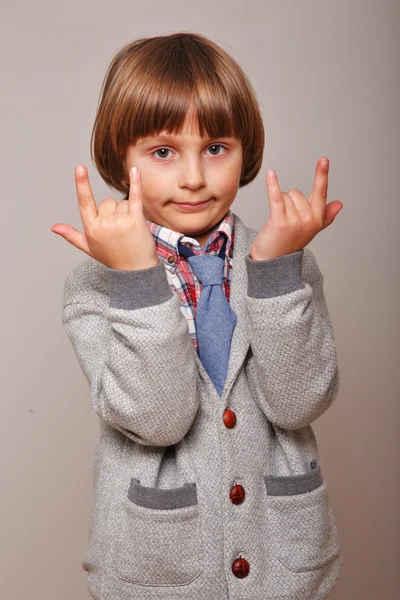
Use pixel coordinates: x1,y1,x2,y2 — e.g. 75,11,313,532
218,171,241,194
218,158,242,191
141,174,167,202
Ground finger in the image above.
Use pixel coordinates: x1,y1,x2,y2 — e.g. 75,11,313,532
74,165,98,233
282,191,300,219
266,170,286,219
115,199,129,214
309,158,329,215
128,167,144,216
51,224,92,256
321,200,343,230
98,197,118,216
285,188,312,218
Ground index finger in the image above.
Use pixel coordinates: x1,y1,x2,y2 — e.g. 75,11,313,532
266,169,286,218
74,165,98,232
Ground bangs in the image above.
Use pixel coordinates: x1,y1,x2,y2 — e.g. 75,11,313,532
109,35,245,151
91,32,264,197
124,80,237,144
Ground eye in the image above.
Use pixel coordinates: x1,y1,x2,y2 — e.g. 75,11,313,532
151,144,228,160
205,144,227,156
152,148,173,160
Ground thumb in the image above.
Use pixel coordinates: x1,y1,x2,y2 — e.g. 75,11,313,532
321,201,343,230
51,224,92,256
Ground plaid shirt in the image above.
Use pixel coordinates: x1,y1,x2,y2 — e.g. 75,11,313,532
146,209,235,352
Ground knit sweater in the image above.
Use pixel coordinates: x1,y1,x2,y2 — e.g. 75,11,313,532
61,211,343,600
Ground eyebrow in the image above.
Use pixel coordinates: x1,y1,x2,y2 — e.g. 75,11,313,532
138,134,234,145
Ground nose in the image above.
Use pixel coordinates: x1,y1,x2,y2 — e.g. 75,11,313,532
178,157,206,191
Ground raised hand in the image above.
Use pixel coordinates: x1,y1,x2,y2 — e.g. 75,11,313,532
250,158,343,261
51,165,159,270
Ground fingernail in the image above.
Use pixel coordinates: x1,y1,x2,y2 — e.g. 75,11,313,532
131,167,138,177
320,159,329,168
267,169,275,177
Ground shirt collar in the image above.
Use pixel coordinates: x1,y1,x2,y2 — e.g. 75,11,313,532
146,209,235,259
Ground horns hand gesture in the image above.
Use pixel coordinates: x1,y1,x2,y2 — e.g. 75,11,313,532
51,166,159,271
250,158,343,261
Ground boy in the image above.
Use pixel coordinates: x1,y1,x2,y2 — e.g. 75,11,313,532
52,32,344,599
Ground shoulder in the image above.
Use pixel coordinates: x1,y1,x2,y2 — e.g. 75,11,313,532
62,256,110,308
244,225,259,246
231,212,260,249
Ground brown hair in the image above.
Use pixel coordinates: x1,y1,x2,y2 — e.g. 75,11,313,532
90,32,265,200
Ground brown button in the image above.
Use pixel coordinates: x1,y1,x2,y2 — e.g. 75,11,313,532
230,484,245,504
167,255,175,264
223,409,236,428
232,556,250,578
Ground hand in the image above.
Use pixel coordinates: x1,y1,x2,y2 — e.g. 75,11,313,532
250,158,344,261
51,165,159,270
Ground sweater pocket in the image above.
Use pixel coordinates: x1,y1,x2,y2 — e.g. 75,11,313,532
115,478,203,586
264,464,340,572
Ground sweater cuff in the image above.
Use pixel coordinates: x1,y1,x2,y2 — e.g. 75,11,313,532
105,257,173,309
245,250,305,298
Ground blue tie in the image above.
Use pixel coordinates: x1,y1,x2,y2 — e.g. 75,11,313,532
178,236,237,397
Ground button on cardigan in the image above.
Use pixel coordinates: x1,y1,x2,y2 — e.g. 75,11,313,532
61,212,343,599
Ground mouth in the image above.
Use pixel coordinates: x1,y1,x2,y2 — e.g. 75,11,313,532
171,199,212,211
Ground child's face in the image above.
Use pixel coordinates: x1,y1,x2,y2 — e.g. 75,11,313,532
124,114,243,247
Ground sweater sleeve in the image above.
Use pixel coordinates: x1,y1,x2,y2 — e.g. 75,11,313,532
244,246,340,430
62,256,199,446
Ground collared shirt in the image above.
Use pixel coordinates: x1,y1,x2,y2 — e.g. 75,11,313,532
146,209,235,352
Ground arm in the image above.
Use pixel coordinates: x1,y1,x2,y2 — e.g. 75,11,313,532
62,256,199,446
244,246,340,430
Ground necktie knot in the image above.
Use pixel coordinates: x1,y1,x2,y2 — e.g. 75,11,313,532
186,254,225,287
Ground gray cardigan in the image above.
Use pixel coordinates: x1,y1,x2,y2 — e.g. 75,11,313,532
62,212,343,600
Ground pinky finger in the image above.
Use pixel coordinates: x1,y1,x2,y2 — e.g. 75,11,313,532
128,167,144,216
266,170,286,219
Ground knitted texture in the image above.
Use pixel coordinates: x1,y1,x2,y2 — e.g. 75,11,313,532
62,213,343,599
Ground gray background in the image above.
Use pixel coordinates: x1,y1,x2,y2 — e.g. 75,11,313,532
1,0,399,598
